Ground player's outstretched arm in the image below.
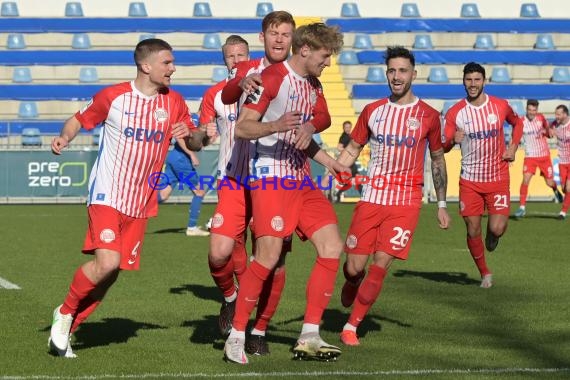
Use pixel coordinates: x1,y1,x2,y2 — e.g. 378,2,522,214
51,116,82,155
430,148,450,229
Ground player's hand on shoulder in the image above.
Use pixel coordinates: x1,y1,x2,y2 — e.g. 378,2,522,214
240,73,262,95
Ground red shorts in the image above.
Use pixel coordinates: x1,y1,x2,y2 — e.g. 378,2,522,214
344,202,420,260
559,163,570,186
523,156,554,179
82,205,148,270
250,179,337,240
210,178,252,244
459,179,510,216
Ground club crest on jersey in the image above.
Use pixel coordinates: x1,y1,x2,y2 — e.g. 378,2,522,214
310,90,317,106
154,108,168,123
212,213,224,228
79,98,93,114
487,114,498,124
406,117,420,130
228,113,237,122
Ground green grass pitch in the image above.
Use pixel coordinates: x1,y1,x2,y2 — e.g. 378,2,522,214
0,202,568,379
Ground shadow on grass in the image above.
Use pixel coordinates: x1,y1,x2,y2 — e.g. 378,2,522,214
392,269,480,286
509,213,561,221
150,227,186,234
169,283,220,302
43,318,166,353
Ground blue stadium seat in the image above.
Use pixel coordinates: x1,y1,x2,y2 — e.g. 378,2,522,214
21,128,42,146
401,3,420,17
128,2,147,17
337,50,359,65
534,34,555,50
12,67,32,83
7,33,25,49
520,3,540,17
92,126,102,146
460,3,480,17
441,100,457,115
256,2,273,17
65,2,84,17
1,1,19,16
139,33,155,42
490,67,512,83
509,100,525,116
202,33,221,49
474,34,495,49
341,2,360,17
18,102,39,118
72,33,91,49
551,67,570,83
365,67,386,83
428,67,449,83
212,67,228,82
353,34,372,49
79,67,99,83
413,34,433,49
193,2,212,17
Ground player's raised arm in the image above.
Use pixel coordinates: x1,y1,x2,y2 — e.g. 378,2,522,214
51,116,82,155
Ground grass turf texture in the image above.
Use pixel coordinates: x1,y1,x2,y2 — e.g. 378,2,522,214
0,203,568,379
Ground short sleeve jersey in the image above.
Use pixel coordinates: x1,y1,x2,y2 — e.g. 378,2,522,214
199,79,239,179
351,97,442,206
221,58,266,181
444,95,518,183
242,61,327,180
553,119,570,164
521,113,550,157
76,81,194,218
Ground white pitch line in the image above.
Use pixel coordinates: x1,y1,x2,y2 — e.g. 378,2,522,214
0,276,21,289
1,367,569,379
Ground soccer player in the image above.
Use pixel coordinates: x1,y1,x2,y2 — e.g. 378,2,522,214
212,12,331,356
336,46,450,347
443,62,523,289
223,22,346,364
551,104,570,220
514,99,563,218
48,38,209,358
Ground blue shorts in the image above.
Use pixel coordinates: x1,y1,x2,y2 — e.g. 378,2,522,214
162,148,198,189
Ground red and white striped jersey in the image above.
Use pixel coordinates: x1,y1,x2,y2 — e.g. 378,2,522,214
521,113,550,157
351,97,442,206
552,119,570,164
221,58,267,181
199,79,239,180
242,61,328,180
76,81,194,218
444,95,519,183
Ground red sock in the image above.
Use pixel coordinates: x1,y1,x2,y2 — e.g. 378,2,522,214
348,265,387,327
233,260,271,331
519,184,528,206
253,266,286,332
70,297,101,333
467,235,490,276
209,259,236,298
304,257,339,324
231,242,248,285
60,267,96,315
562,191,570,213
